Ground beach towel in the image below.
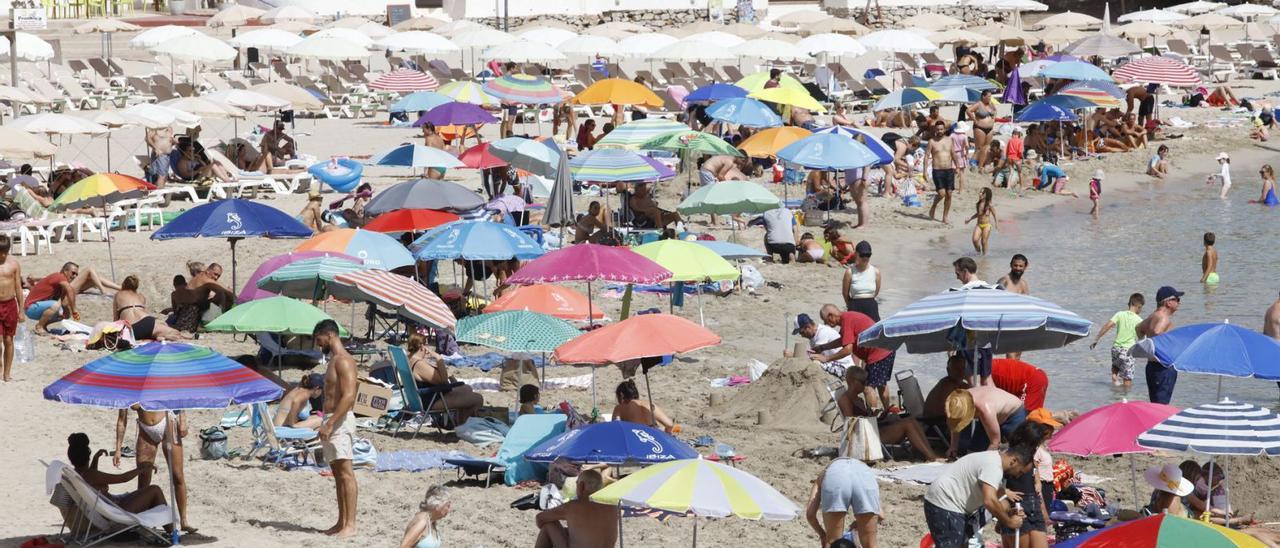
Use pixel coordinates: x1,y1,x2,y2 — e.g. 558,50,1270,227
460,374,594,392
445,353,548,372
374,450,473,472
873,461,950,484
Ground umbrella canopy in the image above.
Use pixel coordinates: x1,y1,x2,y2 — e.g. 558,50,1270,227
1013,98,1081,122
735,71,807,93
161,97,246,119
736,126,811,158
1035,11,1104,28
389,91,452,113
458,143,508,169
859,29,937,53
595,118,689,150
261,5,316,23
394,15,449,31
812,126,893,165
364,209,460,233
288,35,369,60
248,83,323,110
1038,60,1114,81
748,87,826,112
640,130,741,157
803,18,871,36
153,199,310,240
255,256,366,300
685,83,748,103
482,74,564,105
545,149,574,231
151,34,236,62
332,269,455,330
1056,513,1265,547
569,149,672,183
1113,56,1203,87
1178,12,1245,29
451,27,515,49
508,243,671,285
483,39,568,63
1217,3,1276,19
735,38,808,61
1062,34,1142,58
484,284,604,321
526,421,698,465
591,458,800,520
204,89,290,111
307,27,375,49
1040,27,1090,44
294,228,414,270
572,78,664,107
899,12,966,31
1115,22,1179,40
238,251,361,303
795,32,868,56
365,178,487,214
129,25,199,48
377,31,459,54
372,143,464,169
419,101,499,126
1058,80,1127,108
1130,322,1280,380
411,220,545,260
858,288,1092,354
554,313,718,363
930,74,999,92
776,133,881,171
369,69,439,92
681,30,746,46
1138,399,1280,456
75,18,143,33
436,81,501,107
873,87,942,111
490,137,560,178
0,128,56,158
1170,0,1227,14
43,342,282,410
456,310,580,353
8,112,108,135
1050,400,1181,456
1119,8,1188,23
207,3,266,26
517,27,577,46
633,240,740,282
558,35,621,58
706,97,783,128
695,241,767,260
677,181,781,216
206,295,348,336
618,33,679,56
51,173,154,211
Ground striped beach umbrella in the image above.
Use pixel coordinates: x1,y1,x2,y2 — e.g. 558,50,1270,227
1113,56,1202,87
872,87,942,111
372,143,465,170
813,126,893,165
456,310,580,353
43,342,283,410
858,287,1092,354
238,251,361,303
929,74,998,92
294,228,415,270
1137,399,1280,456
332,269,455,331
369,68,439,92
1058,81,1125,109
1056,514,1265,547
482,73,564,105
596,118,688,150
254,255,367,300
591,458,800,519
569,149,674,182
51,173,153,211
436,80,500,106
640,130,741,157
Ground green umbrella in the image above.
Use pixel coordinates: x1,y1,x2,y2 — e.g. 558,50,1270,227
204,296,349,336
677,180,782,215
455,310,581,353
639,130,743,157
255,256,367,301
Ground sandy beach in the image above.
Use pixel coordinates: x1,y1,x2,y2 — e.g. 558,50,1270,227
6,9,1280,548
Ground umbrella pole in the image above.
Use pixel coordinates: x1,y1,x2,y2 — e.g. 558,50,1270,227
697,284,704,327
164,416,180,545
1205,457,1217,521
618,509,624,548
1129,453,1139,509
104,206,117,280
1225,457,1233,529
692,516,697,548
541,351,546,389
587,281,595,327
229,238,241,295
644,366,656,428
591,366,597,413
107,133,112,172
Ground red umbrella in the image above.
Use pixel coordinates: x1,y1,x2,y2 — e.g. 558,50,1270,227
459,142,508,169
363,209,460,233
369,68,439,92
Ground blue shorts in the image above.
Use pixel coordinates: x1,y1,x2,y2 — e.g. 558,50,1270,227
25,300,59,321
820,458,881,515
962,406,1027,453
1146,361,1178,404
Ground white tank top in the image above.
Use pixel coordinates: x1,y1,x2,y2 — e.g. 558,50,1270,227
848,265,878,298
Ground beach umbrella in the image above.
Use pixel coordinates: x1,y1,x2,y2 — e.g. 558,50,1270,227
161,97,246,119
570,149,673,183
1037,60,1114,82
898,12,966,31
458,143,508,170
288,35,368,60
591,458,799,522
596,119,689,150
1178,12,1245,29
1061,33,1142,58
247,83,323,110
508,243,670,286
525,421,698,465
1035,11,1103,28
706,97,783,128
0,128,56,158
75,18,142,33
685,83,747,103
677,181,781,216
1039,93,1100,110
1057,514,1264,547
206,295,348,336
120,103,202,129
1050,400,1181,503
872,87,942,111
803,18,870,36
377,31,459,55
52,173,155,278
363,209,460,234
435,81,501,106
482,74,564,105
208,3,265,27
485,285,604,321
308,28,374,49
1130,322,1280,398
734,71,807,94
813,126,893,165
1039,27,1090,44
261,5,317,23
858,287,1092,354
930,29,999,47
366,178,486,215
1119,8,1188,23
482,39,568,63
266,21,320,33
929,74,999,92
544,149,574,237
556,313,718,364
557,35,621,59
777,133,881,171
153,199,311,289
389,91,451,113
618,33,679,57
456,310,580,354
734,38,807,61
369,69,439,92
1218,3,1276,19
238,251,361,304
254,255,366,301
129,25,199,48
8,112,107,136
572,78,664,107
327,16,374,29
1113,56,1203,87
748,87,826,112
393,16,449,31
1058,80,1127,107
151,33,236,63
695,241,767,260
451,26,514,47
294,228,414,270
640,130,741,157
586,21,648,35
204,89,290,111
517,27,577,47
417,101,498,127
1013,98,1081,122
794,32,868,56
859,29,937,53
371,143,464,172
681,30,746,46
331,269,455,331
411,220,544,261
490,137,560,178
634,239,740,282
973,23,1036,46
1138,399,1280,456
1171,0,1227,14
736,126,811,158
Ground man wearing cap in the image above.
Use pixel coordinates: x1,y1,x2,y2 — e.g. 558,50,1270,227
814,304,897,409
923,444,1032,548
945,384,1027,457
793,312,851,379
1138,286,1183,404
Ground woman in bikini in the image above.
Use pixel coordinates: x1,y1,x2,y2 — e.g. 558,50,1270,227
965,187,997,255
407,332,484,423
114,404,194,533
969,90,997,172
114,275,187,341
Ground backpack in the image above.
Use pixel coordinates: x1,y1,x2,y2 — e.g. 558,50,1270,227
198,427,228,460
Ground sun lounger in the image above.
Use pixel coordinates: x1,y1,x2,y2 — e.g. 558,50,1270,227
54,73,103,110
43,460,173,547
256,332,323,370
444,413,567,487
389,344,462,438
1251,48,1280,79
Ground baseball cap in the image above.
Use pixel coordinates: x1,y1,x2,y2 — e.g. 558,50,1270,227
855,240,872,256
792,313,815,335
1027,408,1063,429
1156,286,1184,303
1216,152,1230,161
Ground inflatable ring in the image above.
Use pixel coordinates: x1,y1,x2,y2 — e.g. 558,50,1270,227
308,158,363,193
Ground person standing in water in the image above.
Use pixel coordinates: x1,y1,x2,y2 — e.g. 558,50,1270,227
1250,165,1279,206
1138,286,1183,405
1091,292,1145,388
1201,232,1219,285
998,255,1029,295
964,188,997,255
1211,152,1232,199
925,120,957,224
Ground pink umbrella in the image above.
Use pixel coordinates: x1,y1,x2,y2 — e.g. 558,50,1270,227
238,251,362,304
506,243,671,328
1049,400,1180,504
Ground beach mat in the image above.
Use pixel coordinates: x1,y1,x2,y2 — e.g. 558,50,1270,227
374,450,474,473
446,353,549,372
459,373,593,392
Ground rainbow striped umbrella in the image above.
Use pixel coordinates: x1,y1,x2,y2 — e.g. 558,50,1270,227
595,118,689,150
369,68,439,92
569,149,675,183
43,342,283,410
51,172,154,211
436,80,500,106
1056,513,1265,547
482,74,564,105
1058,81,1126,109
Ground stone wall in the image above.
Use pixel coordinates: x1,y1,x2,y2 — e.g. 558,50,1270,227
475,8,756,31
824,4,1012,27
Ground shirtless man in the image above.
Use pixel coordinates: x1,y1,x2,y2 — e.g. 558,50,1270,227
0,236,22,381
629,183,679,228
924,356,971,421
924,121,956,223
145,127,175,187
997,254,1029,295
534,470,619,548
1137,286,1182,405
573,201,610,243
968,90,997,170
1127,84,1156,126
612,379,675,432
701,155,749,182
168,263,235,332
945,384,1027,457
315,319,358,538
422,122,448,178
791,106,815,130
255,121,297,175
1120,113,1147,150
299,191,335,233
925,105,947,129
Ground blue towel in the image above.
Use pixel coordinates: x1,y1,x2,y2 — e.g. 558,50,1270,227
375,450,475,472
445,352,549,372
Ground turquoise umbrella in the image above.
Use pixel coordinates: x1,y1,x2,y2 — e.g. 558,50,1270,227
456,310,582,386
596,118,689,150
254,256,367,301
677,180,781,215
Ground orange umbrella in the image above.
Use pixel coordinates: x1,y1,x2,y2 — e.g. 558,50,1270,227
737,126,812,158
554,313,720,364
571,77,664,108
484,284,605,321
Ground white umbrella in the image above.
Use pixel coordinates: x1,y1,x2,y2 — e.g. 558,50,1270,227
377,31,459,55
859,29,937,53
482,39,568,63
1040,27,1090,44
803,18,871,36
1061,33,1143,57
969,0,1048,10
618,33,678,57
1119,9,1188,23
91,111,130,128
775,9,828,26
207,4,266,27
393,16,449,31
327,16,375,29
1034,11,1104,28
261,5,317,24
557,35,621,59
267,21,320,33
310,28,375,49
1218,3,1277,19
736,38,809,61
355,22,395,39
1,32,55,61
1178,12,1245,29
161,97,246,118
73,19,142,33
1169,0,1226,14
229,29,305,53
151,34,237,63
0,127,56,158
795,32,868,56
307,0,383,17
204,89,291,111
974,22,1037,45
251,82,325,110
288,35,370,60
121,103,202,129
518,27,578,47
130,25,200,48
649,39,736,62
931,28,1000,46
451,27,515,49
585,21,648,36
8,113,108,135
682,31,746,46
434,19,488,36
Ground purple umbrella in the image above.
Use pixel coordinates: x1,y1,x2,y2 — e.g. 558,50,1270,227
641,156,678,180
486,194,527,214
238,251,362,304
414,101,499,127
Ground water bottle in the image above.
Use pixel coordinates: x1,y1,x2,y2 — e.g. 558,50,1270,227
14,323,33,363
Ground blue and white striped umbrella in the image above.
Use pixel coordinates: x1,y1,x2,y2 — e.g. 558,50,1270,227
858,288,1092,354
1137,399,1280,456
812,126,894,165
371,143,465,169
411,220,545,261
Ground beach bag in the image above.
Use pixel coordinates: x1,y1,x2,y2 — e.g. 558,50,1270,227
500,357,538,391
351,438,377,467
457,416,510,448
86,321,134,351
840,417,884,462
198,427,228,460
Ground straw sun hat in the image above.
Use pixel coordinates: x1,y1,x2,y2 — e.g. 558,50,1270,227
1144,463,1194,496
945,389,976,433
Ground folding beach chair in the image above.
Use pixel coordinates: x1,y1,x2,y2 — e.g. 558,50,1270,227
43,460,173,547
247,402,320,465
389,344,462,438
444,414,567,487
896,369,951,451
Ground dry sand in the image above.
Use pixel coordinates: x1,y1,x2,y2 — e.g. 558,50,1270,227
5,22,1280,548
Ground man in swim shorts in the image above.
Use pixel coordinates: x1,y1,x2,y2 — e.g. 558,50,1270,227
0,236,21,381
1137,286,1182,404
925,120,956,223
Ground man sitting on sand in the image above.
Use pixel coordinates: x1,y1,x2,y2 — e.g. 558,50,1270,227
945,384,1028,457
26,262,120,334
612,380,676,433
838,367,945,461
168,262,235,333
628,183,680,229
535,469,618,548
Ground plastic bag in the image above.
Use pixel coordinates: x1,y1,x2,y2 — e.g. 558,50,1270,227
740,265,764,290
198,427,228,460
14,323,33,363
747,359,769,381
351,438,378,467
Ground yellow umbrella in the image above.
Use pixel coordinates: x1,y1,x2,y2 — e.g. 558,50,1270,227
736,126,811,158
735,71,806,93
748,87,826,113
571,78,664,107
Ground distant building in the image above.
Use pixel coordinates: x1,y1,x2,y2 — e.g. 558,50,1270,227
444,0,769,21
